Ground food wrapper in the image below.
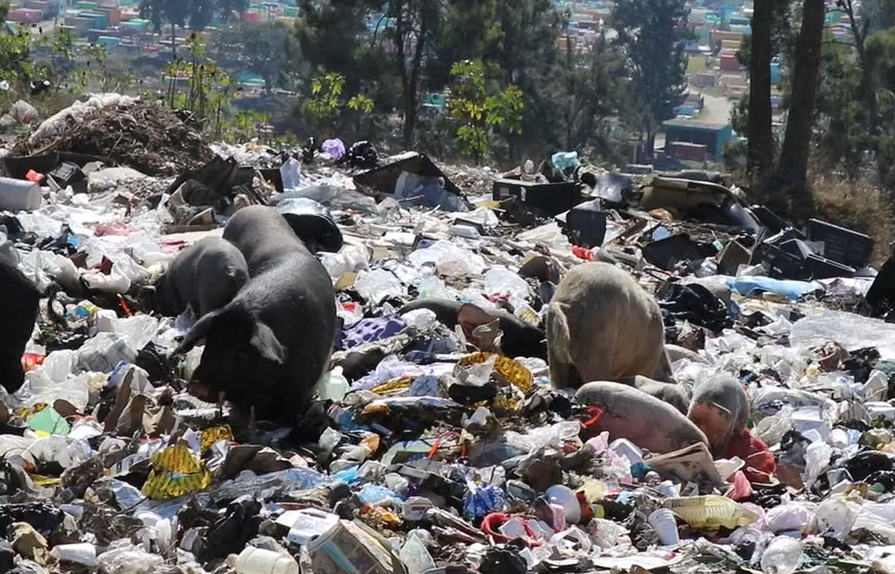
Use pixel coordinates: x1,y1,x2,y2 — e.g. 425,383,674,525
200,426,234,453
458,352,533,393
371,377,413,395
142,443,212,500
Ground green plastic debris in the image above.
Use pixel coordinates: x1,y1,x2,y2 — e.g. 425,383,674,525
28,407,71,436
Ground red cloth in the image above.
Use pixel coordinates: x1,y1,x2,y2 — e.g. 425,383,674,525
727,470,754,501
724,429,776,484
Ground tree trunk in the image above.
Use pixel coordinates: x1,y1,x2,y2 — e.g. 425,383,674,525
747,0,774,187
773,0,824,220
403,7,427,148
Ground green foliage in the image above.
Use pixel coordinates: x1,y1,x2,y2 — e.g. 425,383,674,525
222,109,271,142
306,73,344,121
82,43,110,91
164,33,234,136
347,94,375,114
0,24,34,84
302,72,374,137
448,60,523,162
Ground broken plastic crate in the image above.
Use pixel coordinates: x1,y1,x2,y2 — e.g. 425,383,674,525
492,178,584,217
806,219,873,270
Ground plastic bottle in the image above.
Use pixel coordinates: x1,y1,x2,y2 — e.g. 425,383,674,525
316,367,350,401
233,547,299,574
50,543,97,566
760,536,804,574
663,496,759,530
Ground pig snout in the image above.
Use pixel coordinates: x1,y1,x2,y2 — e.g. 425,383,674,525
688,374,749,455
687,402,733,455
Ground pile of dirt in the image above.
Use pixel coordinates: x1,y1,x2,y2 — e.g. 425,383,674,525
12,101,217,177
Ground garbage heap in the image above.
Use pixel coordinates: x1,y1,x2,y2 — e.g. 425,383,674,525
0,109,893,574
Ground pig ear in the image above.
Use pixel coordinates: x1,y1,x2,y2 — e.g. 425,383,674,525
172,308,222,355
457,303,498,336
250,321,286,365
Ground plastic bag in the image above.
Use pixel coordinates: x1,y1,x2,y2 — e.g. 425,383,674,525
96,542,164,574
280,157,302,191
803,441,833,488
764,502,815,533
354,269,404,304
408,240,485,277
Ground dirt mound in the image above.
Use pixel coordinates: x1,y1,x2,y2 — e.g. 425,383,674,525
12,101,217,177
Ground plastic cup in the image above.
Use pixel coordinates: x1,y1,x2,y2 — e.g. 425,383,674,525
648,508,680,546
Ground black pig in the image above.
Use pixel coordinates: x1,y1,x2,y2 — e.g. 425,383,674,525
173,206,337,427
0,255,41,394
142,237,248,318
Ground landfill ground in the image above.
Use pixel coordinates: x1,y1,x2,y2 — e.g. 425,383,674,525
0,95,895,574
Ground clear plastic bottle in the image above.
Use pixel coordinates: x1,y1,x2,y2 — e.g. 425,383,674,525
760,537,804,574
663,495,759,530
233,547,299,574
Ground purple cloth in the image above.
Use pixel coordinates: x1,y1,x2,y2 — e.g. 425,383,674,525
336,316,407,350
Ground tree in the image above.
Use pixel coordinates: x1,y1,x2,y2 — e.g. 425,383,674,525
815,36,867,179
861,0,895,34
774,0,825,220
611,0,690,156
552,32,623,155
865,26,895,188
295,0,397,123
214,21,301,92
747,0,774,187
427,0,562,156
384,0,441,147
141,0,246,58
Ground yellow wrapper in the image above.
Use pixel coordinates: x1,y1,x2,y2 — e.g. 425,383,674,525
371,377,413,395
29,474,61,486
142,443,212,500
200,426,234,453
458,352,533,393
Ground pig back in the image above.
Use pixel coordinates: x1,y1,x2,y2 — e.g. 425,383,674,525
222,205,311,274
576,381,708,453
549,262,666,381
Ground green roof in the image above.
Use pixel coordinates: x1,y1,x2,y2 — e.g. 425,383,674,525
663,118,731,131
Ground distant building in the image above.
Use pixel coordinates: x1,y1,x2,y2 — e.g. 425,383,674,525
662,118,734,159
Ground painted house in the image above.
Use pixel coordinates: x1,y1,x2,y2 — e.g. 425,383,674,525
662,118,735,159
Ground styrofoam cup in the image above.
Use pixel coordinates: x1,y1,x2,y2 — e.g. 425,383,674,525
648,508,680,546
